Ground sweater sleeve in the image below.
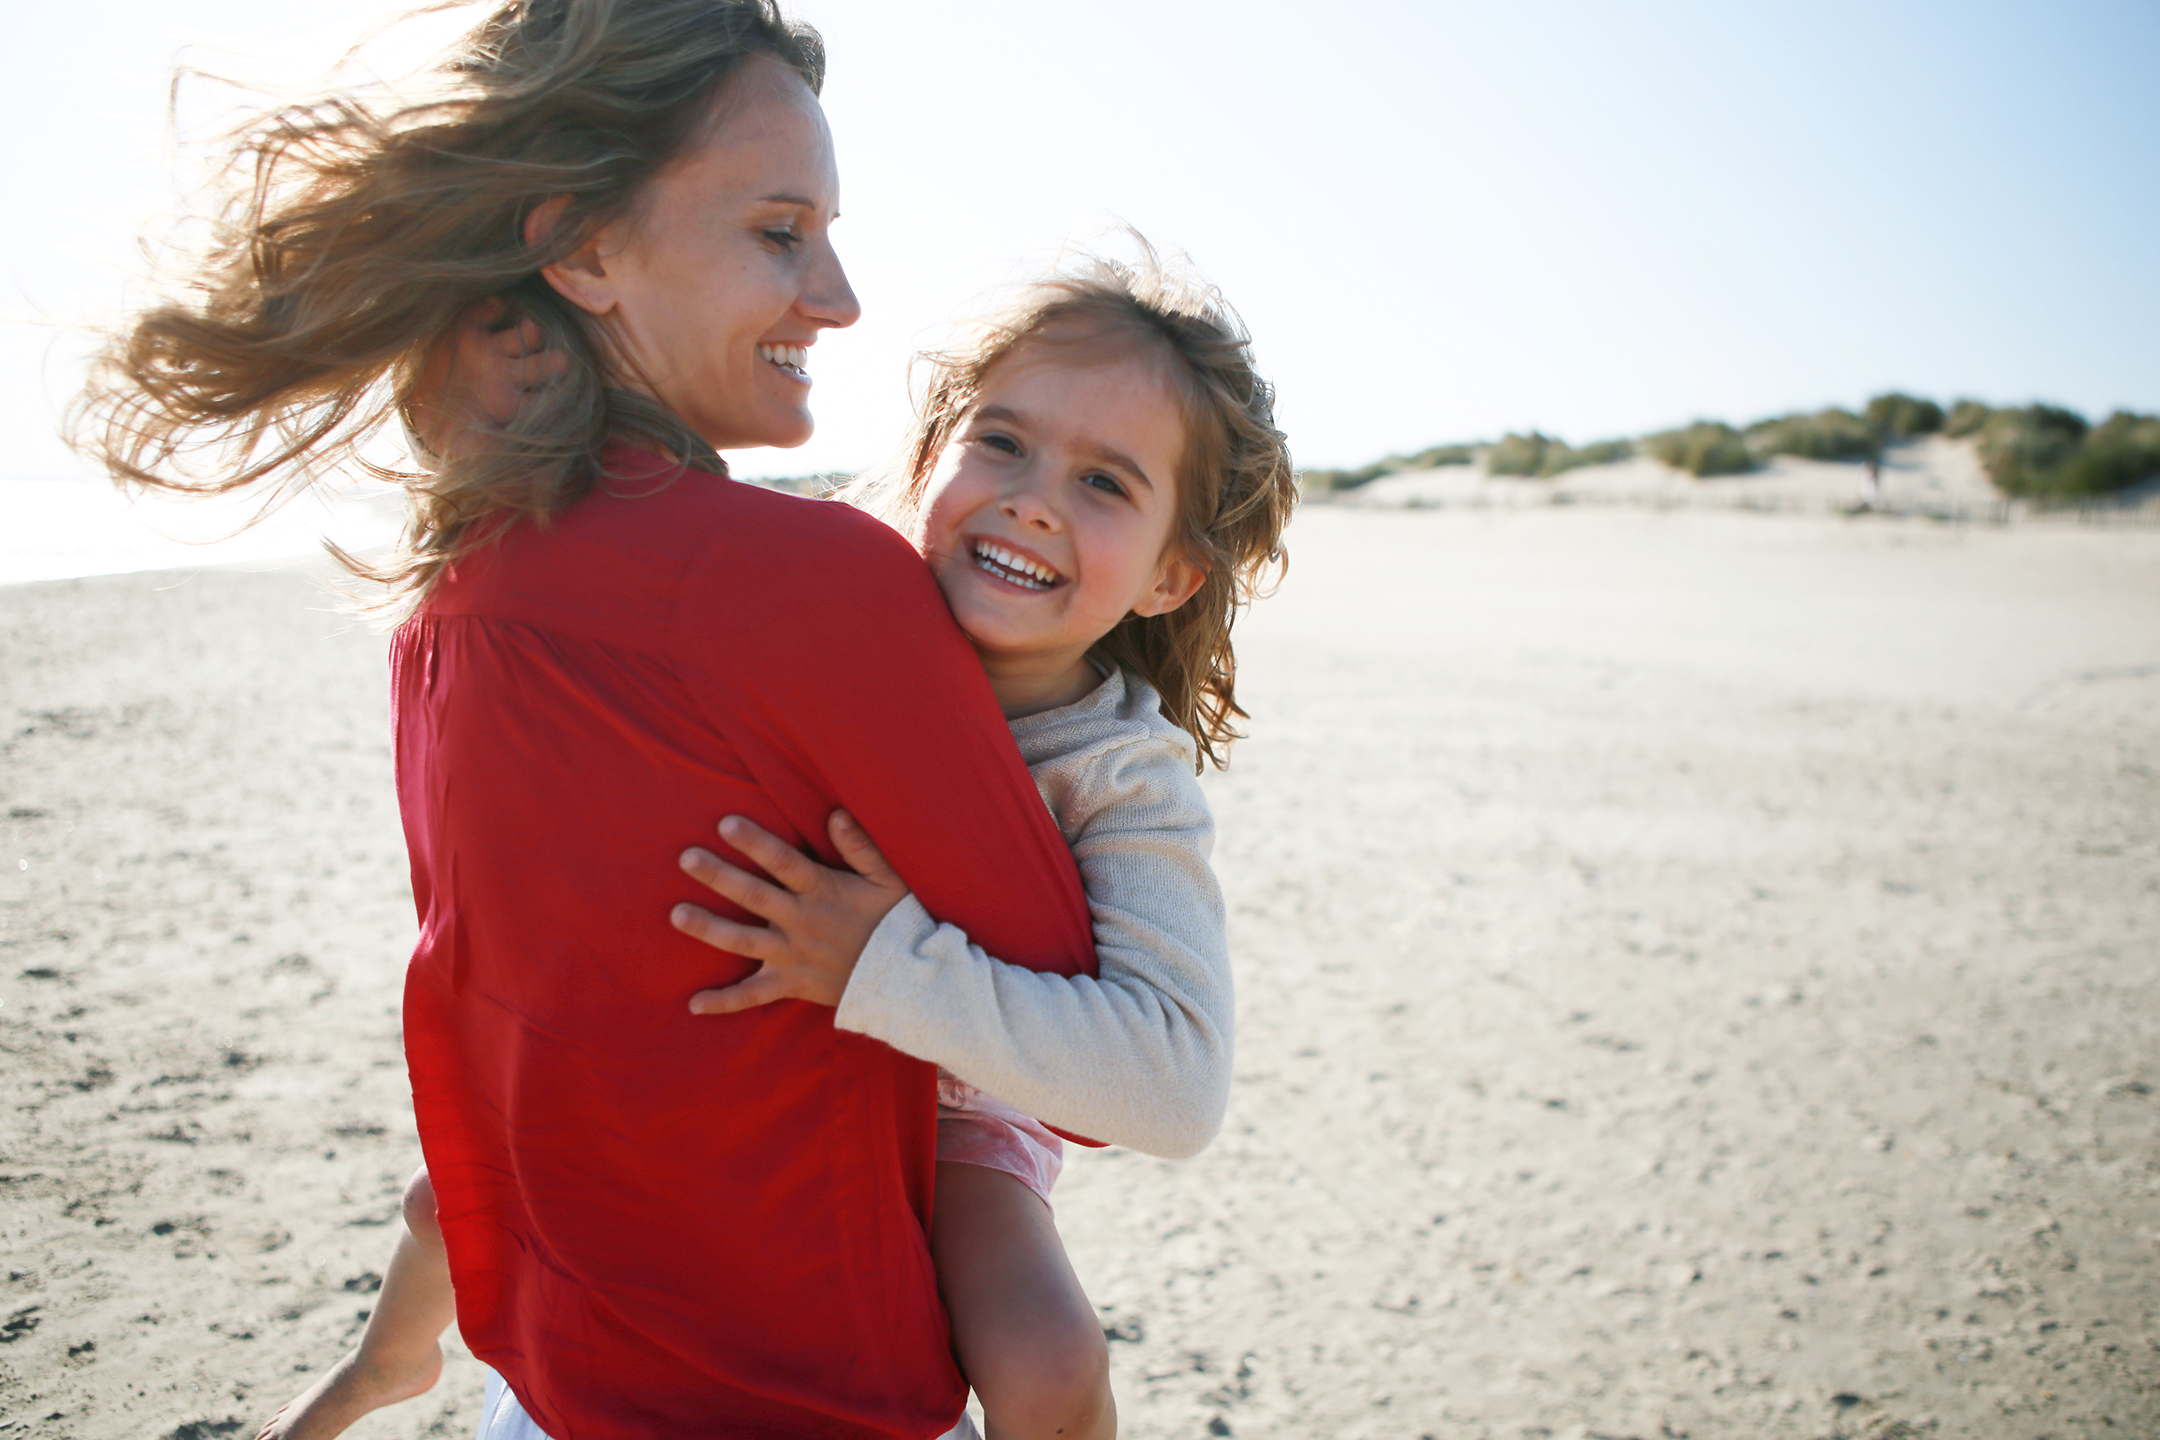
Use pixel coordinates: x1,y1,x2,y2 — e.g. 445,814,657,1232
834,731,1232,1159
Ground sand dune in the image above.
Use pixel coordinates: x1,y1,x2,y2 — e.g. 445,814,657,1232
1326,435,2160,527
3,506,2155,1439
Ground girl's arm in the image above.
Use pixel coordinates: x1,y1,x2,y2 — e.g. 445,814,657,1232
677,724,1232,1160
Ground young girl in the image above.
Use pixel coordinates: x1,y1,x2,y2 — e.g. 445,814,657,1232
260,253,1296,1440
674,253,1297,1439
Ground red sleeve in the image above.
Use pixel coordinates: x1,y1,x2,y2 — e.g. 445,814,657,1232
669,492,1098,982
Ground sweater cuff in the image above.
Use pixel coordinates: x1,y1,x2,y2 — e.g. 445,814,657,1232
834,892,941,1042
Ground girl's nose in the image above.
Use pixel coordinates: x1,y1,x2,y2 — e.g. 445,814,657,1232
1000,476,1060,530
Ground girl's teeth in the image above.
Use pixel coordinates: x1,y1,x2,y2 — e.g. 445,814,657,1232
974,543,1056,588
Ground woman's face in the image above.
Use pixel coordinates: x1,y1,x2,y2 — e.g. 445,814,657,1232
549,56,859,451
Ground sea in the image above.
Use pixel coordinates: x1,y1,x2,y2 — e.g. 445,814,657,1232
2,476,406,587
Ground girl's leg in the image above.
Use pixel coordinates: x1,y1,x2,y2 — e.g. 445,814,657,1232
932,1161,1114,1440
256,1166,456,1440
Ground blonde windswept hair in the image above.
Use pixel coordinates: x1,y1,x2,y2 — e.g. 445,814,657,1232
845,244,1298,771
71,0,823,611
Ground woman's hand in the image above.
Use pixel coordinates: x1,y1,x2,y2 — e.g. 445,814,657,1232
402,298,564,464
676,810,909,1015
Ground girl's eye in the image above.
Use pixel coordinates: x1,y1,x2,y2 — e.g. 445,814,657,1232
977,432,1021,455
1082,471,1128,498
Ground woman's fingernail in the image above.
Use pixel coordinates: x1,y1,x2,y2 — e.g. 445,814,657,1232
671,904,692,928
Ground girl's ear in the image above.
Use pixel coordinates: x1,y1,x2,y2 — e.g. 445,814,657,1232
526,196,619,317
1132,547,1208,619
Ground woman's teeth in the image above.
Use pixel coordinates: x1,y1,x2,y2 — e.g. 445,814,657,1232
973,543,1058,590
757,343,809,376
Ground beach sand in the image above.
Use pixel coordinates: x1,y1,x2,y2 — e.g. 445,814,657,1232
3,507,2155,1439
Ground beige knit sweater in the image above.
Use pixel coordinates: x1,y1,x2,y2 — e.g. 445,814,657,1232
833,669,1232,1160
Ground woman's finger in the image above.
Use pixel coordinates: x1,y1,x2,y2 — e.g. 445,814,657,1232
827,809,902,889
686,972,790,1016
679,846,792,919
670,902,776,958
715,816,825,894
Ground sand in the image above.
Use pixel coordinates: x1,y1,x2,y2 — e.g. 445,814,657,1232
3,506,2156,1440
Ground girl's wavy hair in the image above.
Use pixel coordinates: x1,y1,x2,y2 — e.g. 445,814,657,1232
71,0,823,612
846,247,1297,771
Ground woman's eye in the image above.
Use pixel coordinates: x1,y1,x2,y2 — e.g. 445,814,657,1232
763,228,801,251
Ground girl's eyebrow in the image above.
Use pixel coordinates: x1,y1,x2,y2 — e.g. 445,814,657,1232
976,404,1157,493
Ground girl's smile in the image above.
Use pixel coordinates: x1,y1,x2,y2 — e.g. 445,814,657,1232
967,537,1063,591
915,341,1206,718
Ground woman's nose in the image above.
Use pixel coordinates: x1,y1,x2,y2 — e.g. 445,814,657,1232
803,238,861,331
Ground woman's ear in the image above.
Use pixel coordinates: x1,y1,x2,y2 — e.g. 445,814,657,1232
526,195,618,317
1132,547,1209,619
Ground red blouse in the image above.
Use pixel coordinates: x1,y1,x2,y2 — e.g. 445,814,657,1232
392,447,1096,1438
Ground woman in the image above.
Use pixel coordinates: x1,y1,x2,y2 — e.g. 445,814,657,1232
80,3,1099,1435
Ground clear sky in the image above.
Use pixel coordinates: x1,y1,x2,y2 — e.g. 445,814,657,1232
5,0,2156,485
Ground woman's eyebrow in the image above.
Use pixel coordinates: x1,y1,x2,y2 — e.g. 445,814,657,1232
759,192,818,208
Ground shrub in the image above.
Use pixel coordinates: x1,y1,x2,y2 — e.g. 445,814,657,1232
1864,392,1944,440
1401,443,1478,469
1647,421,1753,477
1299,440,1481,492
1751,408,1878,462
1485,431,1556,477
1976,405,2090,498
1299,461,1393,492
1943,399,1992,438
1539,438,1633,476
2044,410,2160,497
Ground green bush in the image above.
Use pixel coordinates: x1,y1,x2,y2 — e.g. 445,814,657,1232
1648,421,1753,477
1750,408,1878,462
2074,411,2160,493
2008,410,2160,498
1864,392,1944,440
1299,461,1393,492
1300,440,1481,492
1401,443,1478,470
1485,432,1556,477
1943,400,1992,438
1539,438,1633,476
1976,405,2090,498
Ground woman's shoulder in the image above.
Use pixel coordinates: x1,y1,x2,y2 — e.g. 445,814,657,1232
428,449,933,651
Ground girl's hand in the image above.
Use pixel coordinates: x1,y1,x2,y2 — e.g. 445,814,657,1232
676,810,908,1015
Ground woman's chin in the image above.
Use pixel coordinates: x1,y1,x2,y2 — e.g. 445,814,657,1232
708,410,815,453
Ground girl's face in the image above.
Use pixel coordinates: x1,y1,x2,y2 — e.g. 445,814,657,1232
913,340,1206,699
543,56,859,450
